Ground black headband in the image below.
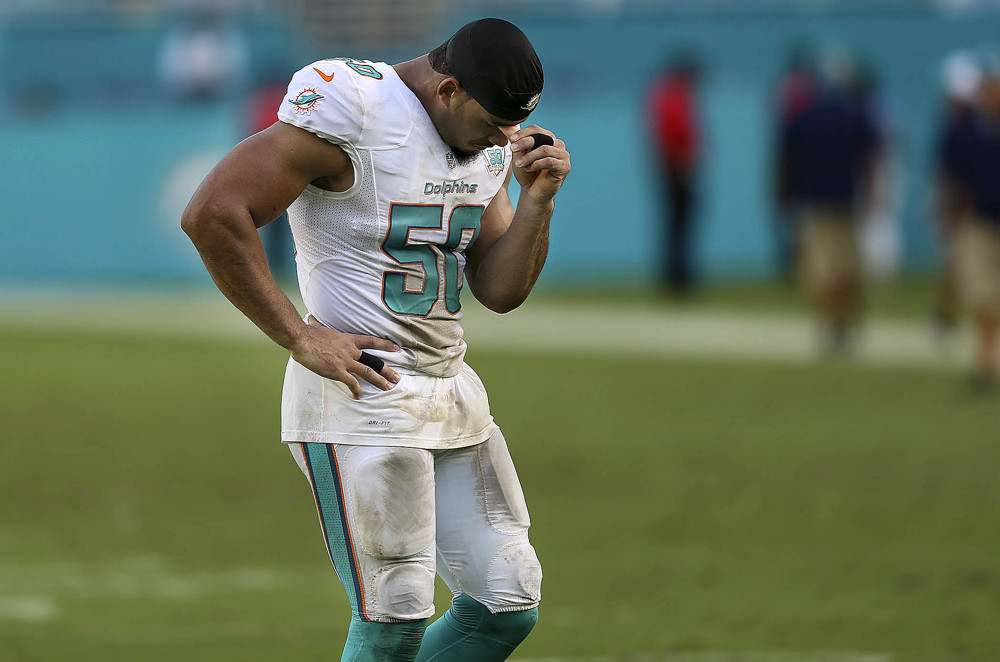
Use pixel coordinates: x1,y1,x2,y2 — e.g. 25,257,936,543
445,18,544,123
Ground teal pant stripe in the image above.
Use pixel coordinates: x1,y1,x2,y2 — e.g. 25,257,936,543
303,443,369,621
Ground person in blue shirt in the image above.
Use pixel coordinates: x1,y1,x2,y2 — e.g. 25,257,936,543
941,67,1000,391
778,60,879,353
931,53,983,347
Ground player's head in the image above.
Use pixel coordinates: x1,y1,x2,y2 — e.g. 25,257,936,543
426,18,544,156
942,50,981,106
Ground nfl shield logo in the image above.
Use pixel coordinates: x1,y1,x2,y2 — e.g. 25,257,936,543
484,148,505,178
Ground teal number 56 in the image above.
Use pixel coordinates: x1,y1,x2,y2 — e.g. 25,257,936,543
381,203,484,316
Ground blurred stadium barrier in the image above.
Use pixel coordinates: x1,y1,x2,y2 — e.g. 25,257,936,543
2,3,1000,285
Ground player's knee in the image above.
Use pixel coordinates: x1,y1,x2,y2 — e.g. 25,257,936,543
449,594,538,646
375,561,436,621
486,542,542,608
493,605,539,645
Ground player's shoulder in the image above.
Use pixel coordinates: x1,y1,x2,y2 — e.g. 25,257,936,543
282,58,414,149
299,58,390,96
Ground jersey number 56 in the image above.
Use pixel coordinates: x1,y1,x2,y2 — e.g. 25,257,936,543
380,203,484,317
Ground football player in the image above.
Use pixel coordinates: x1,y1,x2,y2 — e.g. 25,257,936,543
182,18,571,661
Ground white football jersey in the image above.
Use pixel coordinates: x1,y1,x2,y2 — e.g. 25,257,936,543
277,58,512,378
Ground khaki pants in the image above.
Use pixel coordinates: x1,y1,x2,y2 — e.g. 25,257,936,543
797,208,858,298
954,219,1000,315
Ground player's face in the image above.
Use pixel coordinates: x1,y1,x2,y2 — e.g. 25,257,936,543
446,94,521,157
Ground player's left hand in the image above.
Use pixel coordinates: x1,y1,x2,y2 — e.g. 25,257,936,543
509,126,571,202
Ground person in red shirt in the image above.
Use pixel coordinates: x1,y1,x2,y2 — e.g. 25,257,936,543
648,56,701,297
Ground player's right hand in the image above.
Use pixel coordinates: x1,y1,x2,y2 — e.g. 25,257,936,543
508,126,571,202
290,322,401,399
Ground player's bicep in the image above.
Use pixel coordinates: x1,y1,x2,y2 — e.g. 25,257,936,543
466,169,515,285
188,121,351,228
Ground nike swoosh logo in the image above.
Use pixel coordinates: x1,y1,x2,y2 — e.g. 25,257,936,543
313,67,335,82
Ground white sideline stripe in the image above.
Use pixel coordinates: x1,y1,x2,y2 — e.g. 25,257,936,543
463,304,970,370
515,656,893,662
0,289,972,369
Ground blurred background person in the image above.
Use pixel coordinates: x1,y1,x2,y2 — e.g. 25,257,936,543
772,43,818,286
854,63,903,284
940,59,1000,392
777,50,879,354
647,53,702,298
158,8,249,103
931,50,982,347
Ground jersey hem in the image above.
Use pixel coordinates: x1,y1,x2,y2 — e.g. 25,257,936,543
280,422,498,450
483,602,541,615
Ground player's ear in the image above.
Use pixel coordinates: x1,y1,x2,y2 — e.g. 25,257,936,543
435,77,466,109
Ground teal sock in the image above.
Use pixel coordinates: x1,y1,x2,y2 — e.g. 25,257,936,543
341,616,428,662
414,595,538,662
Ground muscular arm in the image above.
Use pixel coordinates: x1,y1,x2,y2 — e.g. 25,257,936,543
465,127,571,313
181,121,399,397
182,122,334,348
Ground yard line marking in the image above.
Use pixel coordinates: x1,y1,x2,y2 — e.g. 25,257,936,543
0,557,305,601
0,596,59,622
86,621,271,644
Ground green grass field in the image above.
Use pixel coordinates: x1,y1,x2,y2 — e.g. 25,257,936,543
1,307,999,661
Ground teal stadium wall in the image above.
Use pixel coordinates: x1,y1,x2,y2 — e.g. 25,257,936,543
1,7,999,285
